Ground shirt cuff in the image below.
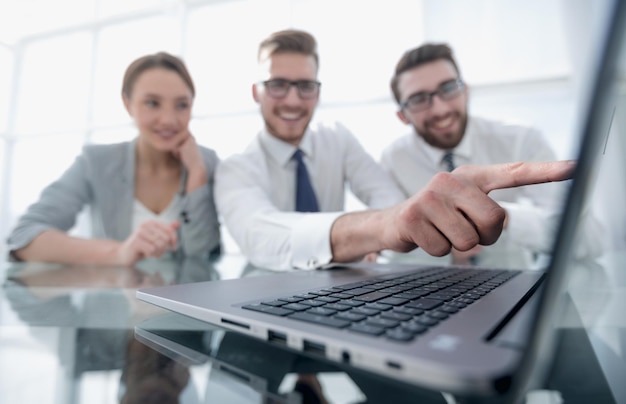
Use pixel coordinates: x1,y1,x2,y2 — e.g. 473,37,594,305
291,212,344,270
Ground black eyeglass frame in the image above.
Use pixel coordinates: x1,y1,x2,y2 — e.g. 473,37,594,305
399,79,465,112
259,79,322,99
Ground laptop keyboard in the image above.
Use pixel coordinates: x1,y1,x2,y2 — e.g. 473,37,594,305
242,267,519,342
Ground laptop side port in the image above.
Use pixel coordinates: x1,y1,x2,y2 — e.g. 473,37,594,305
303,339,326,356
220,318,250,330
386,360,402,370
267,330,287,345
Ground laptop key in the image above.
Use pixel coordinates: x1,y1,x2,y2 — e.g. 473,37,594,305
309,289,333,296
377,296,410,306
298,299,327,307
341,287,377,296
338,300,365,307
334,312,367,322
323,303,352,311
351,307,380,316
329,293,353,299
406,298,443,310
354,291,394,302
242,304,294,316
288,312,350,328
261,300,287,307
348,323,386,336
395,290,430,299
281,303,310,311
414,316,439,327
386,328,415,342
456,298,475,304
315,296,341,303
364,302,393,311
365,317,400,329
427,311,449,320
380,311,413,322
294,293,321,299
279,296,304,303
306,307,337,316
393,307,424,316
439,305,460,314
401,322,428,334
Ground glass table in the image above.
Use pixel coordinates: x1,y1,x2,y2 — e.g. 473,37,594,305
1,253,624,404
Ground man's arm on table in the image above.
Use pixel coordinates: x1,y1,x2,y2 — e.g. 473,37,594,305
330,161,576,263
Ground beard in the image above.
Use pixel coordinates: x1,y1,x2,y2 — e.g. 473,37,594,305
415,111,468,150
263,106,314,146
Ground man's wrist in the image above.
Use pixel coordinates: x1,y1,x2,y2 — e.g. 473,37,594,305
330,209,386,263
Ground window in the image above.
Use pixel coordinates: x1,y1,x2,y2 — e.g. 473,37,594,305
0,45,12,133
92,15,182,131
14,33,93,136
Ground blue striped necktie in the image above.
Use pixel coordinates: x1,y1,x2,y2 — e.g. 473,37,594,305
293,149,319,212
442,151,456,172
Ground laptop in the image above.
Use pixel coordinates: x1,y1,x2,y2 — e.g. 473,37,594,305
137,1,625,401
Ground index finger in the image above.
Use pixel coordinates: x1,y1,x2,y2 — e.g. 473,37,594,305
455,160,576,193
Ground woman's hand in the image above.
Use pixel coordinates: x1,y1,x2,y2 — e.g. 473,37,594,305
116,220,180,266
172,131,207,193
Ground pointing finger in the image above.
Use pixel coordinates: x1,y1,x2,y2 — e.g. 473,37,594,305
454,160,576,194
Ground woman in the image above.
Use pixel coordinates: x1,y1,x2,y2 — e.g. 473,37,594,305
7,52,221,265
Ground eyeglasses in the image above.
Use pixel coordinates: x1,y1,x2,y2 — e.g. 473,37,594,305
399,79,465,112
260,79,321,99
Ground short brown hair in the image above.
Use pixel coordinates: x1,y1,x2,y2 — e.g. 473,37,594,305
258,29,319,69
122,51,195,98
390,43,461,103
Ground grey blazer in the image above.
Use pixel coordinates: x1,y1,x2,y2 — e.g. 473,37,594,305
7,139,221,259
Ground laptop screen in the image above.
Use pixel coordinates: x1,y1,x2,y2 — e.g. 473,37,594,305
508,0,626,399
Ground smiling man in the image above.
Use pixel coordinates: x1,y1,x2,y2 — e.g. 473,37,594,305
214,29,405,270
381,43,591,267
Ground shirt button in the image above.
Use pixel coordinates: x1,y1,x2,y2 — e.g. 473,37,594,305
307,257,319,268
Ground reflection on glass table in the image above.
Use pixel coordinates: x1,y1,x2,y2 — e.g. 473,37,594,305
1,253,623,404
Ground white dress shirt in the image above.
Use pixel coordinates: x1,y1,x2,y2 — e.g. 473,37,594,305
380,116,568,268
215,121,405,270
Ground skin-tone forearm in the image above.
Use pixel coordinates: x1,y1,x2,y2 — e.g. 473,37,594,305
13,219,179,266
330,160,575,263
330,209,389,263
13,229,124,265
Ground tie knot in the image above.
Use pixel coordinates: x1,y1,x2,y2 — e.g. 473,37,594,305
442,152,455,172
293,149,305,162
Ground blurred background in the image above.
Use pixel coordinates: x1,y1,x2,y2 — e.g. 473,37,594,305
0,0,621,256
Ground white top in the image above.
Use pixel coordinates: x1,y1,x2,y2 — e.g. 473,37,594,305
380,116,568,268
132,194,182,231
215,121,405,271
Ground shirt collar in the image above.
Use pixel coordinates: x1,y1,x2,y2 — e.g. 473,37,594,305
259,127,314,167
411,118,473,167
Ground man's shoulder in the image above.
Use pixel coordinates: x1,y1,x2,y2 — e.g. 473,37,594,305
309,120,356,139
470,116,538,136
469,116,553,157
218,137,264,167
382,132,415,156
